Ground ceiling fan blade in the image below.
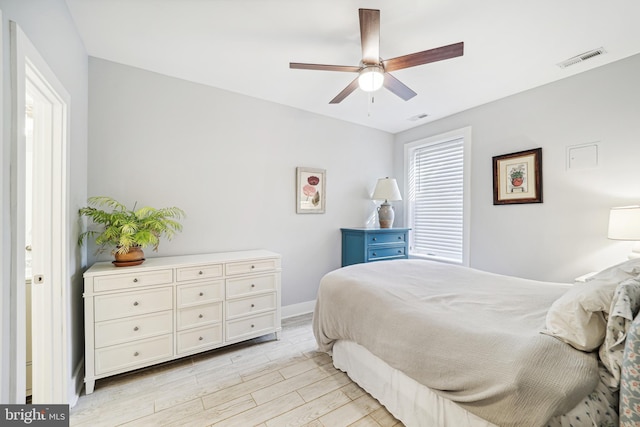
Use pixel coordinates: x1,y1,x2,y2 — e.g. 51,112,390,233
359,9,380,64
329,77,360,104
383,73,417,101
383,42,464,72
290,63,361,72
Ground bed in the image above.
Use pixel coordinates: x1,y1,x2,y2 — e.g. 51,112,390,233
313,258,640,427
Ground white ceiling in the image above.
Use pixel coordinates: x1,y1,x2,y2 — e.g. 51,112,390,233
65,0,640,134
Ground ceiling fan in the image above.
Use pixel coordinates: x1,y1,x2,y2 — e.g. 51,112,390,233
290,8,464,104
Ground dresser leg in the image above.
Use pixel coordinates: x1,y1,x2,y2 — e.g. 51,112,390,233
275,331,281,340
85,379,95,395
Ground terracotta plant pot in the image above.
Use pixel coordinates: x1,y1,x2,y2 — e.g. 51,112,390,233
511,177,523,187
113,246,145,267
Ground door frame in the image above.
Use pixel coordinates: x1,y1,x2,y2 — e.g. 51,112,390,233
9,21,70,404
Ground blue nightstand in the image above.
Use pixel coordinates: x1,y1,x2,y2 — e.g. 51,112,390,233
341,228,410,267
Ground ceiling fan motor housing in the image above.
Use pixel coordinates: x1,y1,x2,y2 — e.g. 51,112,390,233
358,65,385,92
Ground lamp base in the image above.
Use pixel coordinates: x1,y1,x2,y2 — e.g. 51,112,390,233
628,242,640,259
377,202,395,229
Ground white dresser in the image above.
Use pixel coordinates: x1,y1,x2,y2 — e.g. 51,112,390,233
83,250,281,394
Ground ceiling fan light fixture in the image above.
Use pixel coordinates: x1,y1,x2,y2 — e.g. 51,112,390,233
358,66,384,92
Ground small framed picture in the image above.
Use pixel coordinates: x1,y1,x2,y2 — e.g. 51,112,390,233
296,167,326,214
492,148,542,205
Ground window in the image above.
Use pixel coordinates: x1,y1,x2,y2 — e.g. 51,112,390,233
405,127,471,265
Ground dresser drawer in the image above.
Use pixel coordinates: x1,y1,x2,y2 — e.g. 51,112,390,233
95,310,172,348
226,293,277,320
368,245,406,261
176,281,223,308
226,311,277,342
176,324,223,354
226,274,277,299
94,287,173,322
177,302,222,330
368,232,406,245
94,334,173,375
225,258,278,276
93,269,173,292
176,264,223,282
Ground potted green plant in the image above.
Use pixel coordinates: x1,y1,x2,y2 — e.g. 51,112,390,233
509,165,525,187
78,196,185,266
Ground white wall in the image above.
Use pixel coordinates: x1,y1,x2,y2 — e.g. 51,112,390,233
395,53,640,283
88,58,394,308
0,0,88,404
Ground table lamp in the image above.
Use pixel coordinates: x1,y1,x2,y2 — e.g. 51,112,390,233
372,177,402,228
608,205,640,259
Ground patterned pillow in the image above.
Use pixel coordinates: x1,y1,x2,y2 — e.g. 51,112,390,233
599,277,640,390
620,309,640,426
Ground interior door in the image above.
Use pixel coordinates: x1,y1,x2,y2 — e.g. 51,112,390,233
10,21,70,404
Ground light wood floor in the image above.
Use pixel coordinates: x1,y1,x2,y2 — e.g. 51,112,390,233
70,313,403,427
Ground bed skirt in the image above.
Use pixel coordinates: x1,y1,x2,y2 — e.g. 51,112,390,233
332,340,496,427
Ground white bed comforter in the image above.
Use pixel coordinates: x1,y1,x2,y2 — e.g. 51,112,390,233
313,260,599,427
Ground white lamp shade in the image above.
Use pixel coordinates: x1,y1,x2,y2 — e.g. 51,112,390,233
358,66,384,92
608,206,640,240
372,177,402,202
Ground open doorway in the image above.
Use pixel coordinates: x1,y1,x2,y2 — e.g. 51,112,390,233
10,21,70,404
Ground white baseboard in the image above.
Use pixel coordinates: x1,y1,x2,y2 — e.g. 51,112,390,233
68,357,84,407
282,300,316,319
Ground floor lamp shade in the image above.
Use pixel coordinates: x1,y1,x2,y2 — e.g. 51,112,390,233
608,205,640,259
372,178,402,228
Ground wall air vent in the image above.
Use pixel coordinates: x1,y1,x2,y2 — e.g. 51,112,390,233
557,47,606,69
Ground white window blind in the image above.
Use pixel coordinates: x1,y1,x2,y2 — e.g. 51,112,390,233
408,137,464,264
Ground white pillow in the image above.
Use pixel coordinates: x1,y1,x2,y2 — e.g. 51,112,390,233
543,280,617,351
543,259,640,351
589,258,640,284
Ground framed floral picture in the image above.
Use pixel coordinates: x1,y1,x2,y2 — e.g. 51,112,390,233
296,167,326,214
492,148,542,205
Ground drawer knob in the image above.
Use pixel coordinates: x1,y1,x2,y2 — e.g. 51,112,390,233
199,314,204,318
133,278,138,283
134,351,139,357
251,265,255,269
372,252,377,256
251,284,255,288
199,336,203,341
199,292,204,296
251,324,255,328
372,237,377,241
398,250,402,254
133,326,139,331
133,301,139,306
198,271,203,275
251,304,255,308
398,236,402,240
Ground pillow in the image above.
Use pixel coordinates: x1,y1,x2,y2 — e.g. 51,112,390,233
543,279,618,351
590,258,640,282
620,310,640,425
542,259,640,351
598,277,640,390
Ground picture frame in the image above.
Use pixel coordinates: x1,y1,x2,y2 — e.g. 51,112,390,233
296,167,326,214
492,148,542,205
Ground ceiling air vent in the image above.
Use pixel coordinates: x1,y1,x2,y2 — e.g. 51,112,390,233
557,47,606,69
408,113,429,121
